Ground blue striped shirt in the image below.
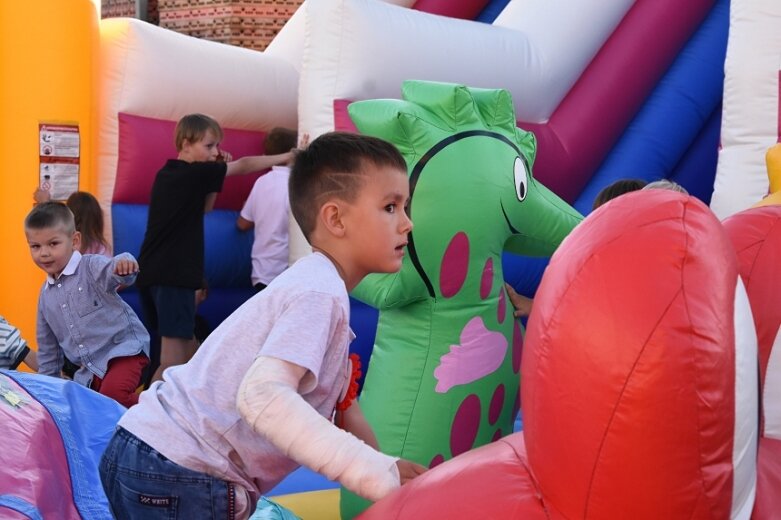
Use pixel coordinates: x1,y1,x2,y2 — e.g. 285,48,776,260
36,251,150,386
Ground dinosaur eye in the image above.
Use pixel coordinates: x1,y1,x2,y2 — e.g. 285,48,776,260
514,156,528,201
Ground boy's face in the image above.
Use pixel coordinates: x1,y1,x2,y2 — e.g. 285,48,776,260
180,129,221,163
26,225,80,278
342,165,413,276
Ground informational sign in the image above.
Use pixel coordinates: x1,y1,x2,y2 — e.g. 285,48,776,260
39,123,80,201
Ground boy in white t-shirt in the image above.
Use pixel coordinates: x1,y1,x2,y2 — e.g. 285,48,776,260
236,127,299,291
99,132,426,519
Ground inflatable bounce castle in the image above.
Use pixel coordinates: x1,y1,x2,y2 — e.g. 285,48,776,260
0,0,780,518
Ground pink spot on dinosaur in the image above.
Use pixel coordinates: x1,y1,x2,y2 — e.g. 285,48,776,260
429,454,444,468
497,288,507,324
451,394,481,457
512,319,524,374
479,257,493,299
488,384,505,425
433,317,508,393
440,232,469,298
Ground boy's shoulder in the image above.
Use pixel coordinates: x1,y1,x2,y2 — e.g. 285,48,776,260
161,159,226,175
272,253,347,297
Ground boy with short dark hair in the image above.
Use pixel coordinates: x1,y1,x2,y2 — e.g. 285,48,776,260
24,202,149,407
236,127,301,291
136,114,294,382
100,132,426,519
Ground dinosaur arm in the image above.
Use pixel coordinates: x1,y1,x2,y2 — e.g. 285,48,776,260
351,267,430,309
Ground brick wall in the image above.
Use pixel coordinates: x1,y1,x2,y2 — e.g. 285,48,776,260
158,0,303,51
102,0,160,23
101,0,299,51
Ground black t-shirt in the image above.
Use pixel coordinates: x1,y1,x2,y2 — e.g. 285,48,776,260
136,159,227,289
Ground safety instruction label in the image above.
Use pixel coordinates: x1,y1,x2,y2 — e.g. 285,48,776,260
39,123,80,201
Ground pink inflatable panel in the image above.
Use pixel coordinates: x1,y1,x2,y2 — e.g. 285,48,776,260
412,0,490,20
113,113,269,210
0,377,81,519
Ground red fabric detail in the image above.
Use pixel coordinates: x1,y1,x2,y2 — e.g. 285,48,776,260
754,437,781,520
411,0,489,20
0,376,81,519
333,100,359,133
336,353,362,412
90,353,149,408
114,113,269,210
361,434,548,519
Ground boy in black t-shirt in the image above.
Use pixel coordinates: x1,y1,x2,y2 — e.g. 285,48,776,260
137,114,295,383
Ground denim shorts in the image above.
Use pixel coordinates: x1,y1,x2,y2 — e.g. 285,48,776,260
139,285,196,339
99,427,238,519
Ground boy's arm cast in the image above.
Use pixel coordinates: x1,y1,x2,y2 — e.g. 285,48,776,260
237,355,402,502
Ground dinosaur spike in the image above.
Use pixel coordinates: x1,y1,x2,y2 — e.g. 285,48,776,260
470,88,518,135
401,80,481,131
349,97,452,165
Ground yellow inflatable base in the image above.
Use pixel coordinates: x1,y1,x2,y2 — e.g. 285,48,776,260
273,489,341,520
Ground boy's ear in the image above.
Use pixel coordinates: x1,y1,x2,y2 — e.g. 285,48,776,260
319,201,347,238
72,230,82,251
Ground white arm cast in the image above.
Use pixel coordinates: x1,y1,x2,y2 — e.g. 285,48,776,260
236,356,400,502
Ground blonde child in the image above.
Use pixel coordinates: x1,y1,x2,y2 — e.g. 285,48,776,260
135,114,294,383
99,132,426,519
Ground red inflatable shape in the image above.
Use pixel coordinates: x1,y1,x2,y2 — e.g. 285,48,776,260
360,191,750,519
723,205,781,520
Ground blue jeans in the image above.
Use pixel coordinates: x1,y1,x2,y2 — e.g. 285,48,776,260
99,427,239,519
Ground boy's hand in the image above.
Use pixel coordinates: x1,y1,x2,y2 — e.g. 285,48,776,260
396,459,427,485
505,283,534,318
298,133,310,150
33,187,51,204
114,258,139,276
217,149,233,162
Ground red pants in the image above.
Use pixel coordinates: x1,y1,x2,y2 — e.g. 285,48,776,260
91,354,149,408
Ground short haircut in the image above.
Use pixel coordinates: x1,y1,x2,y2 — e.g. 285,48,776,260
643,179,689,195
25,201,75,234
289,132,407,240
264,127,298,156
592,178,648,210
174,114,224,152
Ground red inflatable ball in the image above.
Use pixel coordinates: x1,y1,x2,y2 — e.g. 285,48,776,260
360,190,758,519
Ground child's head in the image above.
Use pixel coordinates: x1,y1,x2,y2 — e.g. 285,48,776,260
264,127,298,156
642,179,689,195
592,179,647,210
24,202,80,278
175,113,224,162
290,132,408,240
289,132,412,277
66,191,107,253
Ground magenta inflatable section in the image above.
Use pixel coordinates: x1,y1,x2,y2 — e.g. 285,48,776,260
523,0,715,203
0,377,81,520
412,0,490,20
113,113,270,210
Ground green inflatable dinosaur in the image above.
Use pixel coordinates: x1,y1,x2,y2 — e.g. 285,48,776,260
341,81,583,517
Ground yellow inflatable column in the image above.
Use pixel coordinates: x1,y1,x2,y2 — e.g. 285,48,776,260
0,1,98,359
755,143,781,207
